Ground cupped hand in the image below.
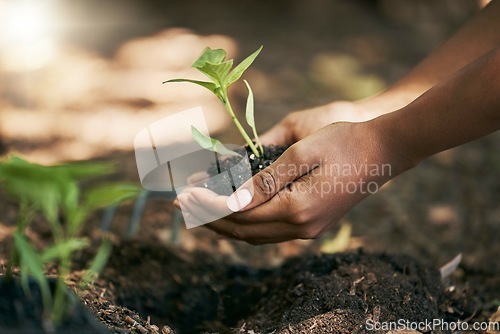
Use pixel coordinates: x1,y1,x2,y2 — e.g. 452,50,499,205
258,101,376,147
175,120,402,244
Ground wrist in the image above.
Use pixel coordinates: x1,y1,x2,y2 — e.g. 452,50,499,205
353,84,426,120
366,110,423,178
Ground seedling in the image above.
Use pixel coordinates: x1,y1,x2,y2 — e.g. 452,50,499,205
0,156,141,326
164,46,264,158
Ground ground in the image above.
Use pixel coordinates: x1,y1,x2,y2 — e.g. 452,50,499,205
0,0,499,333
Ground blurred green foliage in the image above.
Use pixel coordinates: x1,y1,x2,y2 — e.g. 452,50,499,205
0,156,141,325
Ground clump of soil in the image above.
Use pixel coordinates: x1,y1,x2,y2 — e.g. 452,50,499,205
241,251,475,333
205,145,287,195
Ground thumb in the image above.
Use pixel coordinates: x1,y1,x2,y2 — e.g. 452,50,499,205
226,144,318,212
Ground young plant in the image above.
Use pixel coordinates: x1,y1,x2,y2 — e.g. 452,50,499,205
164,46,265,158
0,156,141,325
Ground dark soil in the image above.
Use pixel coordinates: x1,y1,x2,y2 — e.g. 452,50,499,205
75,241,268,334
73,240,473,334
0,277,109,334
205,145,288,195
241,252,475,334
78,282,175,334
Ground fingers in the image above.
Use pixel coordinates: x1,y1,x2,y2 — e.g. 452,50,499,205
226,143,319,212
178,184,294,223
175,185,302,242
187,171,209,184
258,118,295,146
172,159,334,243
177,187,231,225
176,196,291,243
205,219,302,244
227,185,306,223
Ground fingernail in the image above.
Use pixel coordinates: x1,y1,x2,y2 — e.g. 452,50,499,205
227,188,253,212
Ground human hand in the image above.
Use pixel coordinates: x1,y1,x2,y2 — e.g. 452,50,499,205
175,120,406,244
258,100,385,147
259,97,396,146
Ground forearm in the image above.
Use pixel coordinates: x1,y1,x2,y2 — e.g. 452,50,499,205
375,47,500,173
357,0,500,116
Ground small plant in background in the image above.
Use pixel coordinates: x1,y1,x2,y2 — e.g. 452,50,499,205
165,46,264,158
0,156,141,327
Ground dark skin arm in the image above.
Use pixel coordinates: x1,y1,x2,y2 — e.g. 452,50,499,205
259,0,500,146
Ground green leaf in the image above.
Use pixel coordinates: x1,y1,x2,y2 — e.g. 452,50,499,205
244,80,256,130
67,210,86,238
13,232,46,279
0,156,104,221
61,181,80,224
53,162,115,181
40,238,89,264
163,79,218,94
194,60,234,85
191,48,230,84
0,158,82,242
13,232,52,310
225,46,263,87
191,126,241,157
192,47,227,67
83,183,142,211
81,239,113,286
244,80,264,156
0,157,67,224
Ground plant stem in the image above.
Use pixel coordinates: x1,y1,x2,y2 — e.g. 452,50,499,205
252,126,264,157
8,200,32,279
222,92,261,158
52,252,71,324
